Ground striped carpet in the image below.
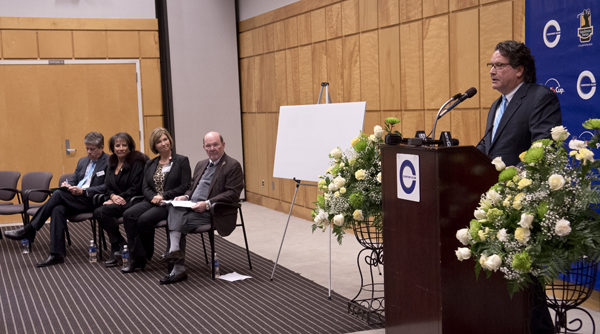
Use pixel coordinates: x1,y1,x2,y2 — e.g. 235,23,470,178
0,222,383,334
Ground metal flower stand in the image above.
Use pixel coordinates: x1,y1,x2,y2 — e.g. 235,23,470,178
347,221,385,325
545,258,599,333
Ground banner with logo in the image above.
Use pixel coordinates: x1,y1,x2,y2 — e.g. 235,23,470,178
526,0,597,138
527,0,599,290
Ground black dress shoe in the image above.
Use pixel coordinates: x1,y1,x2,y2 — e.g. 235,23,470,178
159,270,188,285
104,251,121,268
36,254,64,267
160,250,185,263
4,226,36,241
121,258,146,273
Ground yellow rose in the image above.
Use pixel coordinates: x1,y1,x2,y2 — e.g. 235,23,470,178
517,178,532,189
353,209,364,220
351,137,360,146
515,227,531,244
519,151,526,162
513,192,525,210
355,169,366,180
340,187,346,194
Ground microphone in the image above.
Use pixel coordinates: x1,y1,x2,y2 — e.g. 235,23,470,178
431,88,477,140
440,87,478,117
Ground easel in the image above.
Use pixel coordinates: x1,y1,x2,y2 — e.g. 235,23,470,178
270,82,334,300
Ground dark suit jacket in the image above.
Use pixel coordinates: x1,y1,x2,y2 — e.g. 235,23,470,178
476,83,562,166
185,153,244,237
68,152,108,198
142,153,191,201
103,151,147,202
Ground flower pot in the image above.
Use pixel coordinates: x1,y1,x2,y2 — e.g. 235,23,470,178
384,134,402,145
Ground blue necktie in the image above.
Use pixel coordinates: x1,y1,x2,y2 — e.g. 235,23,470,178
77,161,96,187
492,96,507,142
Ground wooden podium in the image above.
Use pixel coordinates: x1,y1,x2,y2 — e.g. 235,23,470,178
381,144,529,334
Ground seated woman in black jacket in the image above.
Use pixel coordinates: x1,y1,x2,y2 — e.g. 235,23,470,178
94,132,147,268
121,127,191,273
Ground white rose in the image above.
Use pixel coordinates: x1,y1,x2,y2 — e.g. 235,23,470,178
377,172,382,183
374,125,384,138
479,255,489,269
333,214,344,226
518,213,534,229
328,183,338,191
369,134,378,142
474,209,487,220
484,254,502,271
456,228,470,246
497,228,508,242
455,247,471,261
555,219,571,237
314,210,328,226
531,142,543,148
333,176,346,188
548,174,566,190
330,147,343,159
491,157,506,171
551,125,570,141
486,189,502,205
569,139,586,150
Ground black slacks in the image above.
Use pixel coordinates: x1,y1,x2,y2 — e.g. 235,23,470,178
122,200,168,260
29,189,95,255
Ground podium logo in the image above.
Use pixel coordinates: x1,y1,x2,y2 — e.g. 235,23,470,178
397,154,420,202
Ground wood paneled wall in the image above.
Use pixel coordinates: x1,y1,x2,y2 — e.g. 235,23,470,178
0,17,163,156
239,0,525,221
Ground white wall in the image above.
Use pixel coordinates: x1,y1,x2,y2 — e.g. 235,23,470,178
167,1,244,169
237,0,298,21
1,0,155,19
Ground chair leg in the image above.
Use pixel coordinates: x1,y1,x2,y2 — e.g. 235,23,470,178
238,208,252,270
201,233,208,265
65,223,72,246
209,230,215,280
164,226,170,255
94,219,104,261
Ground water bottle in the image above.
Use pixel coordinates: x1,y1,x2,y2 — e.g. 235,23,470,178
88,240,97,263
21,239,30,254
214,253,220,278
122,245,129,267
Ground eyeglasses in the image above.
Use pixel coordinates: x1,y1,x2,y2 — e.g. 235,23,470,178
487,62,511,70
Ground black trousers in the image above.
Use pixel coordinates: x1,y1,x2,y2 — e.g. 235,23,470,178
122,200,167,260
94,202,133,251
29,189,95,255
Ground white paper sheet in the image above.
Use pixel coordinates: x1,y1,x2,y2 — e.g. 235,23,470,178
218,272,252,282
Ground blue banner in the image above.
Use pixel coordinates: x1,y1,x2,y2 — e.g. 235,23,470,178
526,0,600,290
526,0,598,139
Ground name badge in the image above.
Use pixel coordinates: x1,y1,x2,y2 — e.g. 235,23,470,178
96,170,105,177
162,163,172,173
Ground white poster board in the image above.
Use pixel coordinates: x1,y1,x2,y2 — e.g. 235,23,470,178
273,102,366,182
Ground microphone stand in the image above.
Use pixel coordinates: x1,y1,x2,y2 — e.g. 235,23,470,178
431,97,456,140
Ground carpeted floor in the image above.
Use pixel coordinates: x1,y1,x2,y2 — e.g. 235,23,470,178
0,222,384,334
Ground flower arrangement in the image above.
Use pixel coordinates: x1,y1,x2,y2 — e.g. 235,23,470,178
312,124,386,244
455,119,600,296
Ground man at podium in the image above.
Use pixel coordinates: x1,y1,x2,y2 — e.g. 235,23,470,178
477,40,562,167
479,40,561,334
